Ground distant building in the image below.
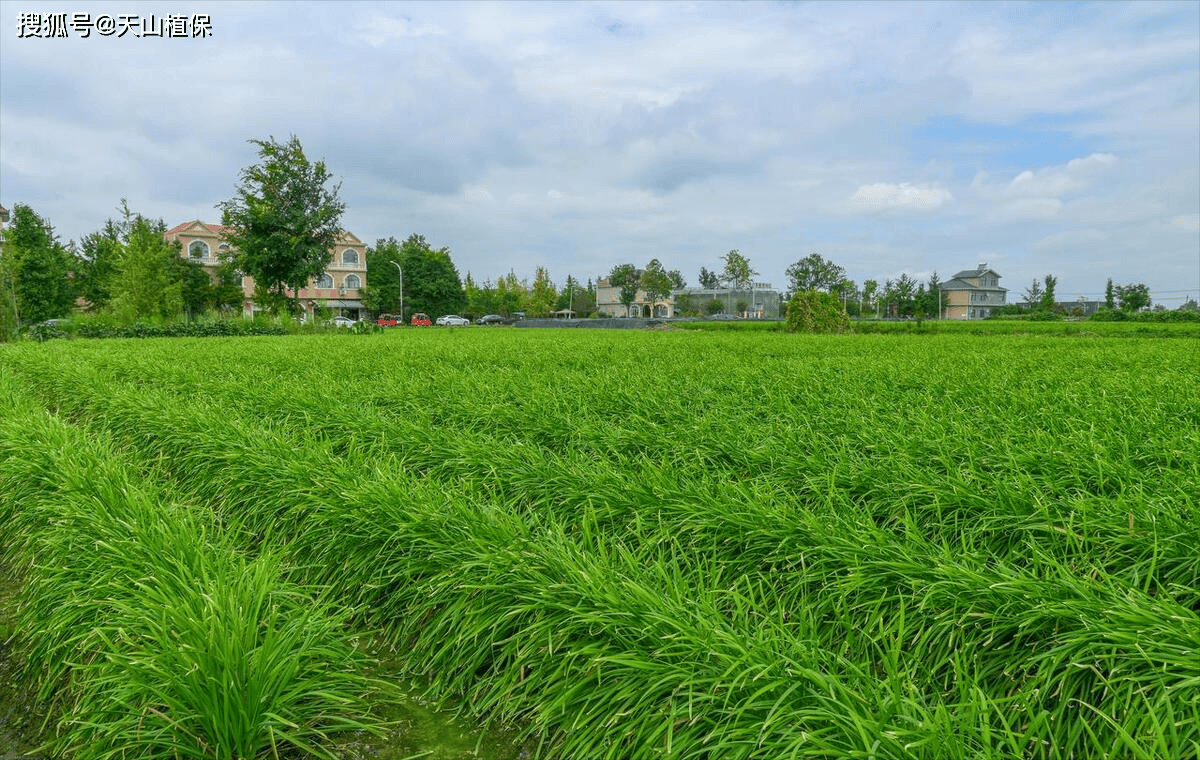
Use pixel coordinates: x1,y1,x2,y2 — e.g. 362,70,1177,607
939,263,1008,319
163,221,368,318
1015,298,1106,316
595,275,781,318
596,274,676,318
672,283,781,318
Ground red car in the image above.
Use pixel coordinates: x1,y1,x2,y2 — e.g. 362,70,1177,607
376,313,399,327
410,312,432,326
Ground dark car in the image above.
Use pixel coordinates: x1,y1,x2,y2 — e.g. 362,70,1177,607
478,314,505,325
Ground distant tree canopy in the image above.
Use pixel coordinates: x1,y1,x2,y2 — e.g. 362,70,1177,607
608,263,639,316
217,135,346,315
785,252,845,295
364,234,464,318
1,203,75,327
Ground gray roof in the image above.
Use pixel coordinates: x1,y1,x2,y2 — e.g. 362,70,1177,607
939,277,1008,292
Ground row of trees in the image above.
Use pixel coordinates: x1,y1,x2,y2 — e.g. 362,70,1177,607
782,252,948,318
1,201,247,337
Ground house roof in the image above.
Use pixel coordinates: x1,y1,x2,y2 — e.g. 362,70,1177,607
165,220,363,245
949,266,1002,280
940,277,1008,292
165,220,235,236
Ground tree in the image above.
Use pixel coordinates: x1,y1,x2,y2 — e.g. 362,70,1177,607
399,234,465,317
529,266,556,316
1022,278,1043,307
217,135,346,316
1105,278,1115,310
363,237,404,316
609,263,639,317
75,218,125,311
1114,283,1151,312
2,204,76,326
698,266,721,289
926,272,947,318
110,215,184,321
667,268,686,290
861,279,879,316
640,259,674,316
1040,274,1057,311
720,249,757,290
785,252,845,295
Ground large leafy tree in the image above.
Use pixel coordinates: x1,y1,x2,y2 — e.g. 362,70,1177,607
110,215,184,321
2,204,76,326
75,217,125,311
720,249,757,290
640,259,674,315
608,263,639,316
401,234,465,317
1114,282,1151,312
363,237,404,315
217,135,346,315
785,252,845,295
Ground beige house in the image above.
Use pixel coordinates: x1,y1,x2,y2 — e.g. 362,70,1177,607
939,263,1008,319
164,221,368,318
596,275,675,318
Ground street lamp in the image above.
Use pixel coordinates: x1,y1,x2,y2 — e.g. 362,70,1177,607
391,260,403,323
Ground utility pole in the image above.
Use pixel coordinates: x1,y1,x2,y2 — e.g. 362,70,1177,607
391,260,403,324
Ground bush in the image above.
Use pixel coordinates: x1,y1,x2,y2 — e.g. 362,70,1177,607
784,290,851,334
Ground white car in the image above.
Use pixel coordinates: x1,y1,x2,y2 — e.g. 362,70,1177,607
331,316,356,327
436,314,470,326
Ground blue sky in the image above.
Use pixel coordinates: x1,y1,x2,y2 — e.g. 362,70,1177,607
1,0,1197,304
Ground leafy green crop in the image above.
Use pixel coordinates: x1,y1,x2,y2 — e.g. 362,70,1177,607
1,328,1196,759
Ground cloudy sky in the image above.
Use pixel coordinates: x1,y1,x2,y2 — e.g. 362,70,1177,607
2,1,1198,303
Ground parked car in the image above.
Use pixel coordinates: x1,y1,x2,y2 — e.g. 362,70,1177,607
477,314,505,325
435,314,470,326
410,312,432,326
376,313,400,327
331,316,356,327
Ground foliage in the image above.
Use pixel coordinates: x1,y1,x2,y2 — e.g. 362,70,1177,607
1040,273,1058,311
74,218,125,311
608,263,639,316
703,298,725,315
109,215,185,321
4,330,1196,759
639,258,674,313
719,248,757,290
1,204,76,326
366,234,465,319
0,378,384,759
528,266,556,317
1022,278,1043,306
697,266,721,289
217,135,346,316
784,290,852,333
1105,278,1115,309
1114,282,1152,312
785,251,845,295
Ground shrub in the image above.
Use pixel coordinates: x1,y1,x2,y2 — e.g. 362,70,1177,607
784,290,851,333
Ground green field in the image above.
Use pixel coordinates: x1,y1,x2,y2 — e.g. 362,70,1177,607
1,328,1197,759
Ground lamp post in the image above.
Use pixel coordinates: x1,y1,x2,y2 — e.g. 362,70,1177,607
391,260,403,324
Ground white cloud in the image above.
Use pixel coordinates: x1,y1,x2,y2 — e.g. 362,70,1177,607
1003,153,1118,198
849,182,953,212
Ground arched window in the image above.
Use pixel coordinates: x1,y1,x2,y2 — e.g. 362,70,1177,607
218,243,230,252
317,273,334,288
343,274,361,289
189,240,209,259
341,249,359,265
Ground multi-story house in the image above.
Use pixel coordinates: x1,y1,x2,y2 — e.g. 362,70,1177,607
939,264,1008,319
596,274,676,318
164,221,368,318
